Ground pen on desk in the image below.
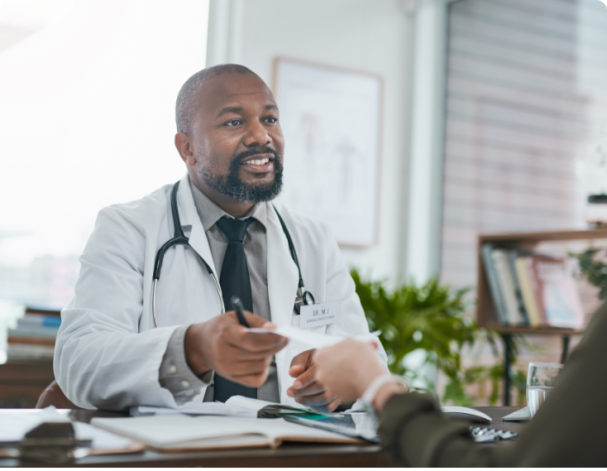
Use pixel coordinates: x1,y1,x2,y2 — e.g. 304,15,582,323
231,296,250,328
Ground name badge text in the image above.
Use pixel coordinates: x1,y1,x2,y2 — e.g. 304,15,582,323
299,301,341,329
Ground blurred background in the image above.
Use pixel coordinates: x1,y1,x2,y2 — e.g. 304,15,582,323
2,0,607,407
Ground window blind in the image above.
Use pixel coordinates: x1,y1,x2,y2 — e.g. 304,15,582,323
440,0,607,289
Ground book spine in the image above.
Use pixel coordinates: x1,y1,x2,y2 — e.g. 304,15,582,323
7,344,54,360
17,315,61,329
528,257,549,326
481,244,509,324
7,336,56,346
507,250,530,326
493,250,524,325
7,326,59,339
515,257,541,327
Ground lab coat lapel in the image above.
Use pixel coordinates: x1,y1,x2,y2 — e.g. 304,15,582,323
266,204,300,405
266,204,299,327
175,175,218,278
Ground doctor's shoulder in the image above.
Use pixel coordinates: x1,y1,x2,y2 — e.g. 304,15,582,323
92,184,173,235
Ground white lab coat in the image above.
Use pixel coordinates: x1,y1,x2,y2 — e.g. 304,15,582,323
54,176,386,410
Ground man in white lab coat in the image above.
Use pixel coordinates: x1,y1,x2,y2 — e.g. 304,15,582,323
54,64,387,411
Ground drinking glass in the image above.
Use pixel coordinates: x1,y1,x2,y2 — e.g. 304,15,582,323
526,362,563,418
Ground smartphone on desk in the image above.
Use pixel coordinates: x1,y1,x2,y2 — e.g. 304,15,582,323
279,411,379,442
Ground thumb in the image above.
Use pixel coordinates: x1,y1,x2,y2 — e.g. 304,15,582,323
289,350,312,376
242,310,272,328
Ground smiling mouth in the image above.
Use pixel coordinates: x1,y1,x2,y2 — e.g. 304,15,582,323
239,153,275,170
242,157,271,166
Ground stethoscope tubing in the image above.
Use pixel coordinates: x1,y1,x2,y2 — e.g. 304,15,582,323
151,179,311,328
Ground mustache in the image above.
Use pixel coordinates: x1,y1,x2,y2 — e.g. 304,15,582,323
234,145,279,163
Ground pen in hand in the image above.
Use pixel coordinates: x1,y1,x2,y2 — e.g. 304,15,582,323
231,296,250,328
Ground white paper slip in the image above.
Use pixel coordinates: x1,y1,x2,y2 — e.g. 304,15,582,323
225,395,314,413
132,396,316,417
131,402,257,418
248,325,380,349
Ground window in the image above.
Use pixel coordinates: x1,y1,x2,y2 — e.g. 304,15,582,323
440,0,607,289
0,0,209,308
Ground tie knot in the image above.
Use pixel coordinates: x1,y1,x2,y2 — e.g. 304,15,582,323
216,216,255,243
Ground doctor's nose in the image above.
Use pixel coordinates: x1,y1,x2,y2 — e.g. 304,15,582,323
243,120,271,148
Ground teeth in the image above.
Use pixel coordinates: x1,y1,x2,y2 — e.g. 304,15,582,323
244,158,269,166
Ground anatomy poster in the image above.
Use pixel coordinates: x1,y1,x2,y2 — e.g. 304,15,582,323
273,58,382,247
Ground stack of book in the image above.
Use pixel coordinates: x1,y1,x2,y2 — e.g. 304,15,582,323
481,244,584,329
7,311,61,360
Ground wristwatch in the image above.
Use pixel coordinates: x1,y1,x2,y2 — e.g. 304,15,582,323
360,374,409,425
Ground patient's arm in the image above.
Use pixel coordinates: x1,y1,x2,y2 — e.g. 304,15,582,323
379,300,607,467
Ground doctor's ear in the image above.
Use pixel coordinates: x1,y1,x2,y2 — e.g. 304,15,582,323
175,132,196,166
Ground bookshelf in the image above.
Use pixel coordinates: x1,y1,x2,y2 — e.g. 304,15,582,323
0,307,60,408
476,228,607,405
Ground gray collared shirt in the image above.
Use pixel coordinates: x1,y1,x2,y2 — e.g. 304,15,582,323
158,177,279,404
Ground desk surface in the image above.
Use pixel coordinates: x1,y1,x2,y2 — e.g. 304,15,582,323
0,406,526,467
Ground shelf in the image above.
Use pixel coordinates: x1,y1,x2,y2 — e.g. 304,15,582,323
479,228,607,244
482,325,583,335
476,228,601,332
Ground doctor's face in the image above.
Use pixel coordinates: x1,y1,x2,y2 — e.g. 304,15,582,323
182,73,285,204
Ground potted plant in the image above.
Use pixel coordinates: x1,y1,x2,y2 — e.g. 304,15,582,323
351,269,525,406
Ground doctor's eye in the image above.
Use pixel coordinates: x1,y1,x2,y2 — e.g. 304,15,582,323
225,119,242,126
264,116,278,124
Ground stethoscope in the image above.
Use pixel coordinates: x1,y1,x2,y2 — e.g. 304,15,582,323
151,180,315,328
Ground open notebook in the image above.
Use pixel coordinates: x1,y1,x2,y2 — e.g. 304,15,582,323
131,395,321,418
91,415,362,452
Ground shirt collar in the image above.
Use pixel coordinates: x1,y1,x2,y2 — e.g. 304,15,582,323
188,176,268,231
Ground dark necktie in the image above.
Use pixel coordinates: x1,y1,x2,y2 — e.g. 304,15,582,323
213,216,257,402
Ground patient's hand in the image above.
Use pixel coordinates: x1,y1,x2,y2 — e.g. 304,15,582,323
184,311,289,388
313,339,385,403
287,349,341,412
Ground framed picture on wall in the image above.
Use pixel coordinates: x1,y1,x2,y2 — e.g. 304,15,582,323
273,57,383,247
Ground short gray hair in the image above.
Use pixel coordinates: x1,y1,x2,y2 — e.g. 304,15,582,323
175,64,259,134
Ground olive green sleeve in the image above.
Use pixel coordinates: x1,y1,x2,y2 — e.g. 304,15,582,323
378,392,504,466
377,300,607,467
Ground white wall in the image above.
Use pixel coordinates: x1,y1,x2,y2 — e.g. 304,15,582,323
207,0,416,282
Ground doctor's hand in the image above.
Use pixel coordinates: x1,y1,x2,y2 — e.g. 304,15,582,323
184,311,289,388
287,349,341,412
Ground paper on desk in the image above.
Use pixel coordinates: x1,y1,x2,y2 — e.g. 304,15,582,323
131,396,314,417
131,401,257,418
0,409,69,442
73,422,133,449
0,407,132,450
247,325,380,349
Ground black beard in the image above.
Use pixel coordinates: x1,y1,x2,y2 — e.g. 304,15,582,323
200,146,283,203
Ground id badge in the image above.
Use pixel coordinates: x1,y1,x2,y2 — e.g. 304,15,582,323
299,301,341,329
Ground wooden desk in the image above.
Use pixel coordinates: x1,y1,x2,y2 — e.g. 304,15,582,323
0,407,526,467
0,360,53,408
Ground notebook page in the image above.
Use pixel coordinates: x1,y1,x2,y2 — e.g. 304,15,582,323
91,416,359,450
225,396,277,412
91,415,270,448
242,418,361,444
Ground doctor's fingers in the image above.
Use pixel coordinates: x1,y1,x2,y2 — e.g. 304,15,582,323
217,344,278,363
231,366,272,388
240,310,273,328
218,357,273,377
228,331,289,353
